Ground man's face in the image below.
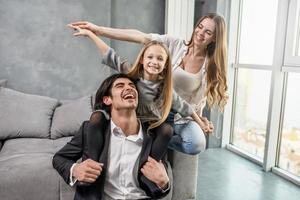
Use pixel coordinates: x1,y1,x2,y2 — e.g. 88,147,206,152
103,78,138,111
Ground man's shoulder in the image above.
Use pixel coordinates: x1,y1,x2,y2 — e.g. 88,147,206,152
80,119,111,134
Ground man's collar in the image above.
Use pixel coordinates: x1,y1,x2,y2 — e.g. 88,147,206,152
110,119,143,142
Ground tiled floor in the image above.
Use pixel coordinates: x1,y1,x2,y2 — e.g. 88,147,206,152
196,148,300,200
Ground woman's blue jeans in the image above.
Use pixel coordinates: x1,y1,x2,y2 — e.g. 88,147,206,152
167,111,206,155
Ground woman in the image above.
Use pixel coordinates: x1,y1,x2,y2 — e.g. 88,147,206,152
69,13,228,155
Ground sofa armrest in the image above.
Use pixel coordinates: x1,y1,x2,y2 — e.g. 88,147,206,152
168,150,198,200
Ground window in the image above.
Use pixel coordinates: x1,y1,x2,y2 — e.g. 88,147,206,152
225,0,300,185
239,0,278,65
230,0,278,159
285,0,300,65
278,73,300,176
232,69,271,159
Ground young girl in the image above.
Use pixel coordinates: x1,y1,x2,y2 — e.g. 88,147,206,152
69,25,207,190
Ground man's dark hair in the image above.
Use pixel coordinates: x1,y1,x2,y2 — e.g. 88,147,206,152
94,73,136,113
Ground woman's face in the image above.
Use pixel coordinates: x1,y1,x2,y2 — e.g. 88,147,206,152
141,45,168,81
193,18,216,47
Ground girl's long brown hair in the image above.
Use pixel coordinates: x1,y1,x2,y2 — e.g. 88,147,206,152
127,41,173,129
186,13,228,111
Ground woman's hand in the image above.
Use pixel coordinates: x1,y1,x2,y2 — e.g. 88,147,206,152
67,24,110,55
192,112,213,134
199,116,214,134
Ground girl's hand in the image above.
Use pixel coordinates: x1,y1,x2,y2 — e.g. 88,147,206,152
67,24,92,37
68,21,100,35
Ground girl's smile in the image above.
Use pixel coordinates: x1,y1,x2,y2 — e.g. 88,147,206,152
141,45,168,81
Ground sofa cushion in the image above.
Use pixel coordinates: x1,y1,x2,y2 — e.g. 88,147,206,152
0,88,58,140
0,153,61,200
0,137,72,158
0,79,7,87
50,96,92,139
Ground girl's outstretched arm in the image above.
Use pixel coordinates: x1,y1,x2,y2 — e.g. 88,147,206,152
69,25,132,73
69,21,151,44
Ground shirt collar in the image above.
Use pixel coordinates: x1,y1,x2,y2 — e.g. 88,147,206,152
110,119,144,143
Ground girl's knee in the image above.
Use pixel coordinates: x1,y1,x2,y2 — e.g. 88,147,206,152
157,123,174,139
90,110,105,124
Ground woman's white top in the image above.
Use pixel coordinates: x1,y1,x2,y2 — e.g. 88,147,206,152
150,34,207,124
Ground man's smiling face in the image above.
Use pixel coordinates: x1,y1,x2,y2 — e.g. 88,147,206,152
103,77,138,111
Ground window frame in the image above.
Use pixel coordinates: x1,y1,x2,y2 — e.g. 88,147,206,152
222,0,300,186
284,0,300,66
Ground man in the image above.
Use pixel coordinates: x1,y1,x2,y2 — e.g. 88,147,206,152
52,73,170,200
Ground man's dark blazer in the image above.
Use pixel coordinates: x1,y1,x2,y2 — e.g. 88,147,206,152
52,120,170,200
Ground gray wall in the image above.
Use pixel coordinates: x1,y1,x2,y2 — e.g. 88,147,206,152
194,0,217,24
0,0,165,100
111,0,165,63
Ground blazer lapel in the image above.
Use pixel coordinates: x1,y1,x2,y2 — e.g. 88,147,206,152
99,122,111,168
139,126,153,168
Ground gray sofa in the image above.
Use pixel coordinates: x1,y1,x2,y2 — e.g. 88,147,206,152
0,80,199,200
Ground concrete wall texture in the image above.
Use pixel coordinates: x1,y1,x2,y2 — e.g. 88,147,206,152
0,0,165,99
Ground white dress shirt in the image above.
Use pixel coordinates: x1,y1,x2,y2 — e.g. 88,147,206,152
103,120,149,200
70,120,149,200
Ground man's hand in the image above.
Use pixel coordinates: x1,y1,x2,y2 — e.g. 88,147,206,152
68,21,100,35
141,157,169,189
73,159,103,183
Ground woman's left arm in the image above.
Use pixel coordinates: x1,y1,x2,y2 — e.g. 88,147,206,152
199,115,214,133
191,112,211,133
172,91,212,133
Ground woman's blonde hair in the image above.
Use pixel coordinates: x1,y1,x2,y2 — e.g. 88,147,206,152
127,41,173,129
186,13,228,111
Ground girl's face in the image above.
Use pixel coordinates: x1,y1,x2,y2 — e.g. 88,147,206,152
193,18,216,47
141,45,168,81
